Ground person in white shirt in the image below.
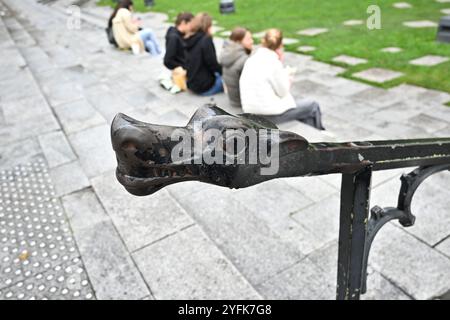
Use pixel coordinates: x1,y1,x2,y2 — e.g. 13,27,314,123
239,29,324,130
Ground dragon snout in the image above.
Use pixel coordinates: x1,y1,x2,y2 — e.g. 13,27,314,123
111,113,174,164
111,113,198,196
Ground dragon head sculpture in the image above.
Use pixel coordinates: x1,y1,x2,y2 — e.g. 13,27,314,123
111,104,309,196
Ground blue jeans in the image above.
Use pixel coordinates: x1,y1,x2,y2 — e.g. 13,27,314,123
139,28,161,55
200,73,224,96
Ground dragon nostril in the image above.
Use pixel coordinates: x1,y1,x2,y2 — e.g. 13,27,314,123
122,141,137,151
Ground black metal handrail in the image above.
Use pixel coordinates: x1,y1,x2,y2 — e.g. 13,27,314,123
110,105,450,300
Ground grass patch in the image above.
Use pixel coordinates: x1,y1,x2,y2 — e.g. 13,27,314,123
445,101,450,107
98,0,450,93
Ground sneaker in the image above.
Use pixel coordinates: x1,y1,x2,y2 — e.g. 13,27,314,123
169,85,182,94
131,44,140,55
159,78,173,91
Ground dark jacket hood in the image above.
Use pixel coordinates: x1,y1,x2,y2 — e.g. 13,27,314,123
185,31,206,50
166,26,180,40
220,41,249,68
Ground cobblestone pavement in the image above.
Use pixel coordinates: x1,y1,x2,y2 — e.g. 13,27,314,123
0,0,449,300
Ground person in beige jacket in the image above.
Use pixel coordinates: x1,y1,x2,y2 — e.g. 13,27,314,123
109,0,161,55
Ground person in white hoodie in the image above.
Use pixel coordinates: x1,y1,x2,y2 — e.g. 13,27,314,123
240,29,324,130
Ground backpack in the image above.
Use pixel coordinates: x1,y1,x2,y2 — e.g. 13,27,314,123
106,26,118,47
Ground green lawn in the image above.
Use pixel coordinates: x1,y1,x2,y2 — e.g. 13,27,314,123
98,0,450,93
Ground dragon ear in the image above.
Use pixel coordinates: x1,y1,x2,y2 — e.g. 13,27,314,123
278,131,309,152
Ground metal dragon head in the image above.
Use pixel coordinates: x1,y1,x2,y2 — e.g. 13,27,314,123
111,104,309,196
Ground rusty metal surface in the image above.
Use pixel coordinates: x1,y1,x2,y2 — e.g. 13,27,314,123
111,104,450,196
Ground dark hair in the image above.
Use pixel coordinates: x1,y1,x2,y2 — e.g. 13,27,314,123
108,0,134,28
190,13,213,34
229,27,248,43
262,28,283,51
175,12,194,26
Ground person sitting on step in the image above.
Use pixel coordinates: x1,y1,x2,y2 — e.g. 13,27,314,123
159,12,194,93
184,13,224,96
240,28,325,130
109,0,162,56
219,27,254,109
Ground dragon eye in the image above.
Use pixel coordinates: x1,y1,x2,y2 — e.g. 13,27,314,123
121,141,137,151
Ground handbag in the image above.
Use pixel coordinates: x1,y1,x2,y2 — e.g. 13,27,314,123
172,67,187,91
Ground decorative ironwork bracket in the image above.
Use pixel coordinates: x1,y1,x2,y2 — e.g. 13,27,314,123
360,164,450,295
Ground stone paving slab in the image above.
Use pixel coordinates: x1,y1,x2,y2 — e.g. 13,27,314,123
321,114,375,141
170,185,305,285
83,84,135,124
403,20,438,28
328,79,372,97
393,2,412,9
49,161,90,197
297,28,328,37
290,195,341,252
435,125,450,137
353,68,404,83
42,81,85,108
350,87,403,108
67,124,116,178
256,257,335,299
53,99,106,135
283,176,338,202
133,225,261,300
389,84,450,105
91,171,194,252
370,223,450,300
332,55,367,66
306,242,411,300
1,109,59,140
407,113,449,134
0,139,42,171
399,172,450,246
297,45,316,53
409,55,449,67
62,188,150,300
0,72,42,102
436,238,450,257
232,180,314,220
381,47,403,53
38,130,77,169
283,38,299,45
343,20,363,26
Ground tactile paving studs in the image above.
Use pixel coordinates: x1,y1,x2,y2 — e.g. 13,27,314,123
0,157,95,300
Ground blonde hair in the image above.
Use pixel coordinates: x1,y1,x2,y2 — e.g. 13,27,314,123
190,12,213,34
261,28,283,51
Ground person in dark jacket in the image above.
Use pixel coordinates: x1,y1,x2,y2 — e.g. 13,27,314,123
219,27,254,109
184,13,224,96
163,12,193,70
